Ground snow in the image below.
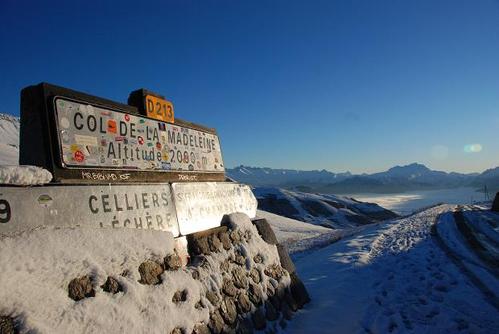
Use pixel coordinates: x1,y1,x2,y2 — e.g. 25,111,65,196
285,205,499,333
463,209,499,243
0,165,52,185
0,212,286,333
0,113,20,165
0,143,18,165
0,226,183,333
435,209,499,303
0,114,19,147
257,209,331,244
257,209,346,255
254,187,396,229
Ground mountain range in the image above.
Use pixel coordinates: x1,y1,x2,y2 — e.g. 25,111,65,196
227,164,499,194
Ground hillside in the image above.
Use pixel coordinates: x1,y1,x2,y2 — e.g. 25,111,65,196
0,114,19,165
254,187,398,229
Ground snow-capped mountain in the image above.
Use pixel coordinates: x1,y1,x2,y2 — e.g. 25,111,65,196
372,163,475,181
254,187,398,229
0,113,20,165
323,163,477,193
227,165,352,187
228,163,496,194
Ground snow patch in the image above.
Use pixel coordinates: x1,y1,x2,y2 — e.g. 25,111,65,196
0,165,53,185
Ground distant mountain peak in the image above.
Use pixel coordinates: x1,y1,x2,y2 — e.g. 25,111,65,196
387,163,430,173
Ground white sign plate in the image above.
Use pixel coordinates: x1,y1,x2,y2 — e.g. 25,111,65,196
54,97,224,172
0,184,180,236
172,182,257,235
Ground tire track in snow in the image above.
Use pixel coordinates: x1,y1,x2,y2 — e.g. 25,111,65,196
432,208,499,311
361,205,499,333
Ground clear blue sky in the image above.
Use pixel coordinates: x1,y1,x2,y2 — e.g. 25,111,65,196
1,0,498,174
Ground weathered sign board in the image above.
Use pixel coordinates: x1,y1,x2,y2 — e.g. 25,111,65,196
0,184,180,236
172,182,257,235
20,83,225,183
54,97,223,172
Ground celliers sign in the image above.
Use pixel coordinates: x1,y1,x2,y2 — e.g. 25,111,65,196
20,83,226,183
0,184,180,236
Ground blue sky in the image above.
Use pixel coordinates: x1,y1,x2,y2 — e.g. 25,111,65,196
1,0,498,173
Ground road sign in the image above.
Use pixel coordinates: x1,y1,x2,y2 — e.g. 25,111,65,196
172,182,257,235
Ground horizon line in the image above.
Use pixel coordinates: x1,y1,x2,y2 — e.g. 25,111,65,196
227,163,495,175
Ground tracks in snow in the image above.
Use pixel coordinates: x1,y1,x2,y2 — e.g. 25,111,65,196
362,205,499,333
288,204,499,333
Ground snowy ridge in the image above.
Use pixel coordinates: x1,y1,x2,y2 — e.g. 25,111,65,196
0,113,20,165
0,113,19,146
254,187,398,229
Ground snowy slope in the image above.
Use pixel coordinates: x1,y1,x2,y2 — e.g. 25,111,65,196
256,209,366,256
435,207,499,305
0,113,20,165
254,187,398,229
256,209,331,244
286,205,499,333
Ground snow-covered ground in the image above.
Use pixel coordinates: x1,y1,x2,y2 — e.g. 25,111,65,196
258,209,373,257
0,114,20,165
0,213,284,333
285,205,499,333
